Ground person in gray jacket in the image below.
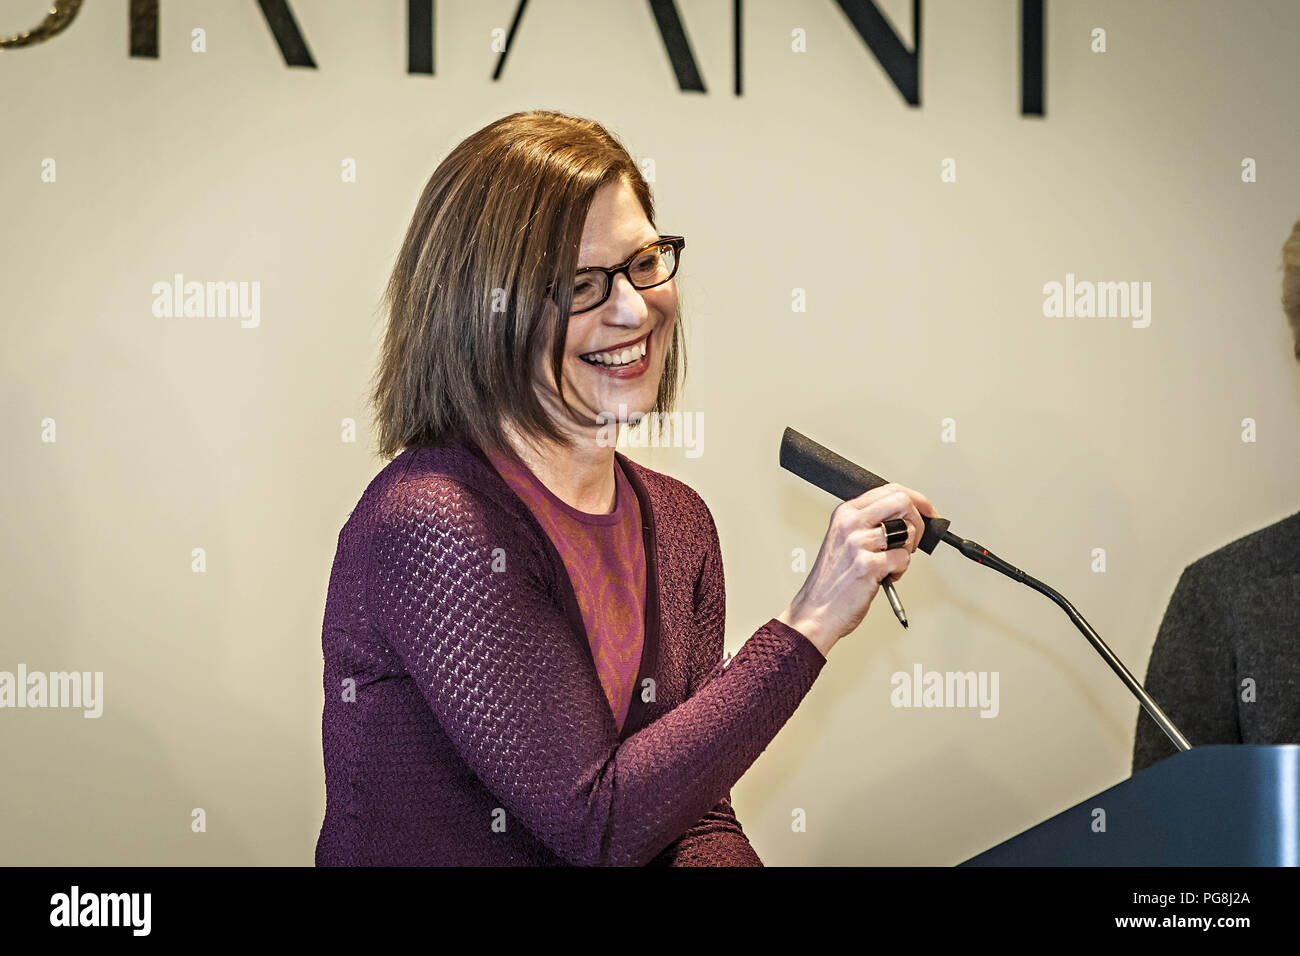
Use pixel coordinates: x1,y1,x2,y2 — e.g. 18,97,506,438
1133,219,1300,773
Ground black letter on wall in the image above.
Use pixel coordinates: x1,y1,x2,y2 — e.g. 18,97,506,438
256,0,316,68
734,0,742,95
649,0,706,92
1021,0,1044,116
492,0,706,93
492,0,529,80
832,0,921,106
129,0,156,57
409,0,434,75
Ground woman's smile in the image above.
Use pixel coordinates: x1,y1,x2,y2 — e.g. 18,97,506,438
577,329,652,379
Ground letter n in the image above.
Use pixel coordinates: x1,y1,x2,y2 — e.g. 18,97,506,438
831,0,921,106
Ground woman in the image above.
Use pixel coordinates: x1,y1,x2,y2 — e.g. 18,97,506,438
314,110,937,866
1132,218,1300,772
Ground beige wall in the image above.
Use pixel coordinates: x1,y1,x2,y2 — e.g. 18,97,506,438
2,0,1297,865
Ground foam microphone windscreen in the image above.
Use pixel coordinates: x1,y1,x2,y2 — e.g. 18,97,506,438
779,426,950,554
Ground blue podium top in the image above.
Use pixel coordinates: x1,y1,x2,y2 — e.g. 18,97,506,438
962,745,1300,866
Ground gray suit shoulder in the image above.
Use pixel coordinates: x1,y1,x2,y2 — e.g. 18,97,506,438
1183,508,1300,583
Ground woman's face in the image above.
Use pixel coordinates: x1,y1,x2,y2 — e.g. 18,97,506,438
534,177,677,437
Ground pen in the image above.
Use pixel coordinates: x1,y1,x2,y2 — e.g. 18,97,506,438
881,577,908,629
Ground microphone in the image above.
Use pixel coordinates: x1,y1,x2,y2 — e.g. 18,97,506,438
779,425,953,554
778,426,1192,754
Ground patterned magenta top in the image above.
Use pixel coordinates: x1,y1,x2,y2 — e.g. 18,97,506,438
483,447,645,733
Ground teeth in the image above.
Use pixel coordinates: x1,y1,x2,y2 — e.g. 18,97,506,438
582,339,647,368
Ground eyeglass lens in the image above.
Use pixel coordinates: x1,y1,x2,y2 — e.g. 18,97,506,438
571,241,678,312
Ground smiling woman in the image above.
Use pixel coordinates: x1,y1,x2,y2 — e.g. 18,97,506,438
313,110,928,867
370,111,685,472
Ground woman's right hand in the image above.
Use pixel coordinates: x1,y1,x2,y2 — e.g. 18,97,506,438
777,483,939,657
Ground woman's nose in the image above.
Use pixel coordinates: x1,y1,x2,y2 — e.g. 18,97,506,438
607,274,652,319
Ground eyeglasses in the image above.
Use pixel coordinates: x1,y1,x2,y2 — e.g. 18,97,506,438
564,235,686,314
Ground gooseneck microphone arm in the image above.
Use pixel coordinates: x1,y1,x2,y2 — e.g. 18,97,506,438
779,426,1192,754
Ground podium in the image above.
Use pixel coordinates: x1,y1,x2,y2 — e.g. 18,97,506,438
961,745,1300,866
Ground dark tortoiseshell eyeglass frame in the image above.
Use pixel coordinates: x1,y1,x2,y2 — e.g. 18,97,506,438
551,235,686,314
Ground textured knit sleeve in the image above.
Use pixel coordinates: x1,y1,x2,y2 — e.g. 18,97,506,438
647,794,763,866
649,505,764,866
371,476,827,867
1132,560,1240,774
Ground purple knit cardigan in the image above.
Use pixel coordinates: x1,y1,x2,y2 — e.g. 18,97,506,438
314,438,827,866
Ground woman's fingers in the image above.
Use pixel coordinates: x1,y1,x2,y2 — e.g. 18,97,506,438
788,484,938,652
880,545,911,585
852,485,934,554
900,485,938,519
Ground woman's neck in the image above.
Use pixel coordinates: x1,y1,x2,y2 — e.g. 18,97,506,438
502,426,618,515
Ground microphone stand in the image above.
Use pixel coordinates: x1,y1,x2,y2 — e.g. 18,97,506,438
779,426,1192,754
939,528,1191,752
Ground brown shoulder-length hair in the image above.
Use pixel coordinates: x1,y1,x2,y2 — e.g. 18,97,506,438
371,110,686,461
